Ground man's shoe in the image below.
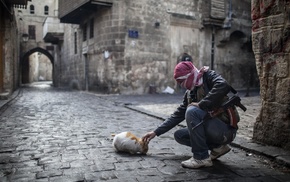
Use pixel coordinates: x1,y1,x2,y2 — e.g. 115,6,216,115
210,145,231,160
181,157,213,169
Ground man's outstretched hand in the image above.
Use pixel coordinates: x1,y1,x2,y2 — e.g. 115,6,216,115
142,131,156,143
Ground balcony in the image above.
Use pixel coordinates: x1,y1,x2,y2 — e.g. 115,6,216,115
59,0,113,24
203,0,226,27
43,17,64,44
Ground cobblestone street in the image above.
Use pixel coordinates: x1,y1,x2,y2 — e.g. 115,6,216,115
0,82,289,181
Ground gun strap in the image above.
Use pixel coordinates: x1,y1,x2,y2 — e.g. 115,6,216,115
230,86,237,94
227,107,238,129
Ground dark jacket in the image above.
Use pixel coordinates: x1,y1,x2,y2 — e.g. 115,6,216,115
154,70,232,136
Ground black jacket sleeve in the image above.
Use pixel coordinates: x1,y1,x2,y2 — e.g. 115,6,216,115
154,92,188,136
198,70,231,111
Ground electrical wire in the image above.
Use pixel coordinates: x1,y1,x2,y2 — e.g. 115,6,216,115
0,0,13,15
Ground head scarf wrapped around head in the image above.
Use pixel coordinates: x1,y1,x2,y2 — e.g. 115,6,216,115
174,62,209,90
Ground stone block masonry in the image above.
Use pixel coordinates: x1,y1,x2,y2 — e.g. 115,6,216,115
251,0,290,150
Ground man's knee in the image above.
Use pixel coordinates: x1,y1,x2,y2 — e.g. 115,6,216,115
174,129,183,141
185,106,206,122
174,129,191,146
185,106,199,120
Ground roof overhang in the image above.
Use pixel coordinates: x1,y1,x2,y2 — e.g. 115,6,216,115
59,0,113,24
203,18,224,28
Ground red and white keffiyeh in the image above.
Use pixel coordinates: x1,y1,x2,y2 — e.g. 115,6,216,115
174,62,209,90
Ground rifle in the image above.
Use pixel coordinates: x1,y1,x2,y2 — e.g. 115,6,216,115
192,95,247,130
222,95,247,111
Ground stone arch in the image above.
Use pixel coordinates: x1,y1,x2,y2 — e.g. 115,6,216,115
216,30,259,91
218,30,250,47
229,30,248,46
228,31,258,91
21,47,54,84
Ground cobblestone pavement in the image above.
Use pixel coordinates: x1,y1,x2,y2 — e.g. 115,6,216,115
0,82,289,182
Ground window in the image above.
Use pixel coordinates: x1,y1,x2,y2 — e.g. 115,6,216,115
28,25,36,40
74,32,78,54
30,5,35,14
44,6,49,15
89,18,94,39
83,23,87,41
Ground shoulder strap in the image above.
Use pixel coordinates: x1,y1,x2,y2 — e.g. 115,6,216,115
230,86,237,94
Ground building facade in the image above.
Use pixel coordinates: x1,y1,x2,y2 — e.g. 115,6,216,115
58,0,258,94
14,0,60,86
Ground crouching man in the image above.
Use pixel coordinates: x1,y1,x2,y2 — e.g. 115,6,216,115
142,61,240,169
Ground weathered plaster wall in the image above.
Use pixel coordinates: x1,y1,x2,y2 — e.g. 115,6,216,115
38,54,52,81
252,0,290,150
28,53,52,82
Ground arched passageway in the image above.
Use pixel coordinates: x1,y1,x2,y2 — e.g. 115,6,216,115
216,30,259,93
21,47,54,85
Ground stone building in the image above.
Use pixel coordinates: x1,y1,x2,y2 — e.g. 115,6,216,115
58,0,258,94
0,0,31,98
14,0,59,86
252,0,290,150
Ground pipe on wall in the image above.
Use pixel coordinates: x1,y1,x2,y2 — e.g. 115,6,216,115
211,26,215,70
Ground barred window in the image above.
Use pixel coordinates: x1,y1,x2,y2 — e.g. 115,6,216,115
74,32,78,54
28,25,36,40
44,6,49,15
30,5,35,14
89,18,94,39
83,23,87,41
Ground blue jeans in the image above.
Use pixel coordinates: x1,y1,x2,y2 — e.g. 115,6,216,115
174,106,237,160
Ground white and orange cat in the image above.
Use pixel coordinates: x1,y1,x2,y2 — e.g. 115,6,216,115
112,131,149,154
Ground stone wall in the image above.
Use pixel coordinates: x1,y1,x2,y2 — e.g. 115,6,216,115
252,0,290,150
58,0,257,94
59,24,84,90
3,12,20,93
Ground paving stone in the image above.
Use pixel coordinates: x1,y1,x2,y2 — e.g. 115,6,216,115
9,173,37,181
49,174,85,182
85,171,118,181
36,169,63,179
114,161,143,171
44,162,70,170
139,158,166,168
90,162,115,172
